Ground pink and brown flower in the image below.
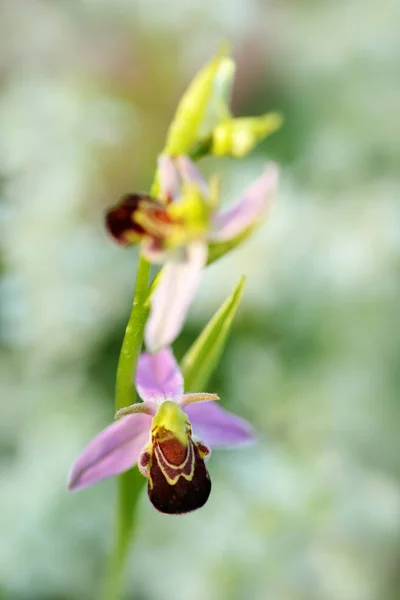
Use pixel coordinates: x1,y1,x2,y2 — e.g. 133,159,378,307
106,156,279,352
68,348,255,514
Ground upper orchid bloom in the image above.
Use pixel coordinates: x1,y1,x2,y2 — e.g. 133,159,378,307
68,347,255,514
106,156,279,351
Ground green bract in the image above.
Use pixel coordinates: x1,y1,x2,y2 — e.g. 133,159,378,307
181,276,245,392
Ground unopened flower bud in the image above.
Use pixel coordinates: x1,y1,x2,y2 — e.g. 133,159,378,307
212,112,283,158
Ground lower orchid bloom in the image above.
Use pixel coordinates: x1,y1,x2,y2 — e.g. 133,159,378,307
68,348,255,515
106,156,279,352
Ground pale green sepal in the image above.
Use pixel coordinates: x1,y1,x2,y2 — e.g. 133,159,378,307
163,51,230,157
212,112,283,158
181,276,245,392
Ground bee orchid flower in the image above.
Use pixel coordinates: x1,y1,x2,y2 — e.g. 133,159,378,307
68,347,255,514
106,156,279,352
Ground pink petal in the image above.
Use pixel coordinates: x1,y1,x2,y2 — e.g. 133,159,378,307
68,414,152,491
176,156,209,196
185,402,256,448
211,162,279,242
158,155,181,202
136,348,184,400
144,242,207,352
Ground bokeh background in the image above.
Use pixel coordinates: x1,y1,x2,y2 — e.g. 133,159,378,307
1,0,399,599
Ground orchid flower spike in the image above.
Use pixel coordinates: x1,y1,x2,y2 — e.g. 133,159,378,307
68,347,255,514
106,156,279,351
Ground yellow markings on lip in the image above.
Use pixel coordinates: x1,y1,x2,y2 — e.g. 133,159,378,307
153,439,195,486
147,442,195,490
148,401,198,488
146,401,214,513
147,436,212,514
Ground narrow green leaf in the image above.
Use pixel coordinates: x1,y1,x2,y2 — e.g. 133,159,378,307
181,275,245,392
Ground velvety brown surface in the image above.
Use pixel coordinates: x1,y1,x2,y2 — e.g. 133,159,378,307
148,440,211,514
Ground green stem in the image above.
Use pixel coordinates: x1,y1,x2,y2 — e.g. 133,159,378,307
102,254,150,600
102,137,207,599
102,469,145,600
115,255,151,411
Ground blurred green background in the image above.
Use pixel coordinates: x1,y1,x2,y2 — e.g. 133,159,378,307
0,0,399,599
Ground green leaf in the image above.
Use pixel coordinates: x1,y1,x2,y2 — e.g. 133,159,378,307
180,275,245,392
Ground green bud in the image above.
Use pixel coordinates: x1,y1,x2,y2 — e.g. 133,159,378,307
212,112,283,158
164,50,231,156
198,57,235,137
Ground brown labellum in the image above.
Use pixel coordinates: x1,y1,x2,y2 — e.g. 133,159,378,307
147,436,211,515
105,193,168,245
